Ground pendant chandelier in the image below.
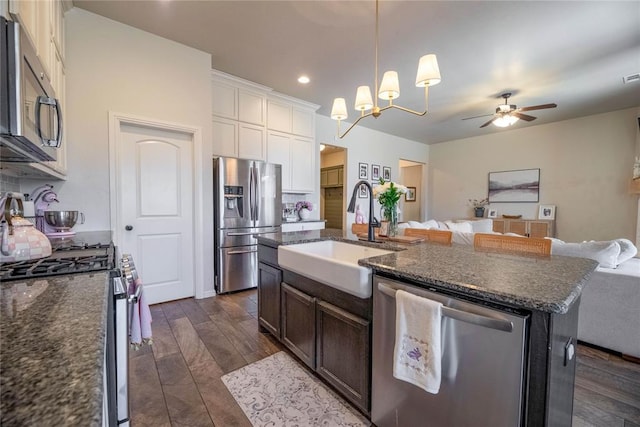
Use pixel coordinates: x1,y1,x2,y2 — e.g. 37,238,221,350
330,0,442,139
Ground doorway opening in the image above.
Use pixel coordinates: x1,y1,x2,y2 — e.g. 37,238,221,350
399,159,425,223
320,144,346,230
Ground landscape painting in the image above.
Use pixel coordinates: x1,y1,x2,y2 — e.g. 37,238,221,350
488,169,540,203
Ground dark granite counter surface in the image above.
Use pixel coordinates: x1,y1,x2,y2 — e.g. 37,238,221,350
0,271,110,426
256,230,598,314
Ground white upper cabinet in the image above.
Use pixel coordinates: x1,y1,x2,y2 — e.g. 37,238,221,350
238,90,265,126
212,80,237,119
211,69,318,188
267,100,291,133
267,99,315,138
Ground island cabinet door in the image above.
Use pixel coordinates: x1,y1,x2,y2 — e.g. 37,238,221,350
281,283,316,369
492,219,506,233
316,300,371,414
258,262,282,338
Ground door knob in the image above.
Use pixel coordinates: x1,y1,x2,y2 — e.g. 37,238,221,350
125,225,133,231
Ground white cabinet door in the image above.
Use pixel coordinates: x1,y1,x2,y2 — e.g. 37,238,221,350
290,136,314,192
267,100,291,132
292,107,314,137
212,117,237,157
238,122,265,160
238,90,265,125
9,1,38,50
212,80,237,119
267,131,292,191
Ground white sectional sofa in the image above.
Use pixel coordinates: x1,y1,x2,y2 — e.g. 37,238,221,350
400,219,640,358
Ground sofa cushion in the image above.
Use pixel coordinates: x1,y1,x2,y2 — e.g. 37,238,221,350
445,221,473,233
470,219,493,233
551,240,621,269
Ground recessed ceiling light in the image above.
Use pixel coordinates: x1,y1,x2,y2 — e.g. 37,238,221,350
298,75,310,84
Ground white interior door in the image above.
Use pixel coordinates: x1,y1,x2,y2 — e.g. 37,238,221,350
117,123,195,304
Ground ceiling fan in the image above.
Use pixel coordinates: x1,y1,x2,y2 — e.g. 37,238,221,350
462,93,557,128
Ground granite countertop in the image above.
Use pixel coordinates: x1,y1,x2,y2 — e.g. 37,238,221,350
256,231,599,314
0,271,110,426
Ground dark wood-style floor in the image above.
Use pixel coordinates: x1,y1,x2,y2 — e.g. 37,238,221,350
129,290,640,427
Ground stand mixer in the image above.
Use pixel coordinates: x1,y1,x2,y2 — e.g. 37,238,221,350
28,185,72,237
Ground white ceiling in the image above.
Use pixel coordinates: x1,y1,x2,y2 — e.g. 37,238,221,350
73,0,640,145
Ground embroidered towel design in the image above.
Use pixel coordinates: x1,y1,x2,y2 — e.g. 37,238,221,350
393,289,443,394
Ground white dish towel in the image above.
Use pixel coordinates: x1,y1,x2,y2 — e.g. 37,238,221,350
393,289,443,394
129,278,153,350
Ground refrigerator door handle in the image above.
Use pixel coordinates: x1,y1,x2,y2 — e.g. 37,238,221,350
253,163,260,220
249,166,255,221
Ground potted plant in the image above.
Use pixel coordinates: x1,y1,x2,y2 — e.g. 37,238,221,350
374,179,407,236
469,197,489,218
295,201,313,220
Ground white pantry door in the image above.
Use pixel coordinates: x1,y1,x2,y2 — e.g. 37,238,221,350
117,123,195,304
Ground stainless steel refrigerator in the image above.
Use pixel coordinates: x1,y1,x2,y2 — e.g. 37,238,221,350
214,157,282,294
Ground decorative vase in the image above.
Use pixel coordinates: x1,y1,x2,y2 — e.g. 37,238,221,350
298,208,310,220
474,207,485,218
382,205,398,237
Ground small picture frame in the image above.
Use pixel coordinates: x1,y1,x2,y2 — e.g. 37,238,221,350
358,183,368,198
383,166,391,181
379,221,390,237
538,205,556,220
487,208,498,218
405,187,416,202
359,163,368,180
371,164,380,181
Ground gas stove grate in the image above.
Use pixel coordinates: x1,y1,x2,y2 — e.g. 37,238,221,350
0,253,114,281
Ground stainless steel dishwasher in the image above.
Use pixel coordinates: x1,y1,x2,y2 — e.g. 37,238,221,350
372,276,529,427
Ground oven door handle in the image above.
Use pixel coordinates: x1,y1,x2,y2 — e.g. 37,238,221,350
128,281,143,304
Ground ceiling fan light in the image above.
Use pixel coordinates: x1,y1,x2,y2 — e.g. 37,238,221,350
415,54,441,87
493,115,519,127
355,86,374,111
331,98,348,121
379,71,400,100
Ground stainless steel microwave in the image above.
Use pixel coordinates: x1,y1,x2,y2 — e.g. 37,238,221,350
1,16,62,163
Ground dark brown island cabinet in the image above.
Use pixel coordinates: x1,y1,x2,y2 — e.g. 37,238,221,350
257,243,372,414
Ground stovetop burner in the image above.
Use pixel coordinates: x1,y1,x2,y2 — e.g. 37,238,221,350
0,246,114,281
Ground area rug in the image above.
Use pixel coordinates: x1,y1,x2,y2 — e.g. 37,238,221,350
221,351,369,426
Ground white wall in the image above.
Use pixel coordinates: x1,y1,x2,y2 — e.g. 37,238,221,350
428,108,639,242
316,115,429,236
25,8,214,293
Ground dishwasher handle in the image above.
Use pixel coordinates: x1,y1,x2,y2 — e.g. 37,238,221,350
377,282,514,333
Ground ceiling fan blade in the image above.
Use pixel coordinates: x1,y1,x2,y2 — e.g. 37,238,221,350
512,112,536,121
480,118,496,128
519,103,557,112
462,113,494,121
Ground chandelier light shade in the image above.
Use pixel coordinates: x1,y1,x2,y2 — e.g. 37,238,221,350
330,0,442,138
415,54,441,87
331,98,348,121
355,86,374,111
378,71,400,100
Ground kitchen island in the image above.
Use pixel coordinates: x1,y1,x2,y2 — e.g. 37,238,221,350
256,230,598,425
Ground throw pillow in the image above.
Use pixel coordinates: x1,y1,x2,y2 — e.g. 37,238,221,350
422,219,440,230
551,241,621,269
445,221,473,233
615,238,638,265
407,221,426,229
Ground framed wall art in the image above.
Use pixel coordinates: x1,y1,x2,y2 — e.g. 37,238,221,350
358,183,368,198
383,166,391,181
538,205,556,220
487,208,498,218
371,164,380,181
359,163,368,180
405,187,416,202
488,168,540,203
